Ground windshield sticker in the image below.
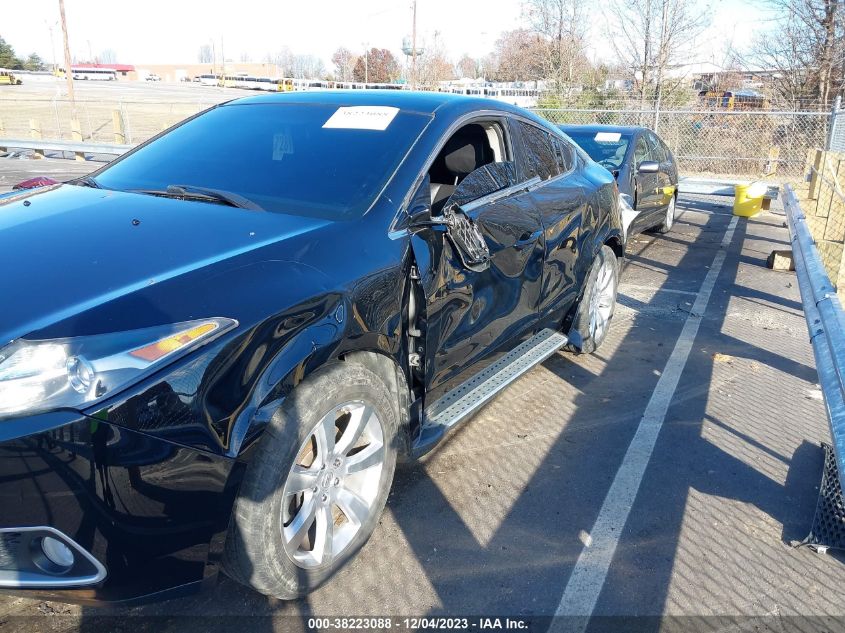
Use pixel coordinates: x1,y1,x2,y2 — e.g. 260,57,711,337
272,131,294,160
594,132,622,143
322,106,399,131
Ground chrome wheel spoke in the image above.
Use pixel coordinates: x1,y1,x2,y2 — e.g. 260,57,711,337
284,494,317,551
313,504,334,565
345,441,383,474
313,409,336,457
287,466,319,494
335,403,373,456
336,486,370,527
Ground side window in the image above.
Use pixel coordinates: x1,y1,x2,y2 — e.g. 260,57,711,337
551,136,575,173
660,139,672,163
646,132,665,162
633,137,649,166
428,121,514,213
515,121,559,181
449,162,519,209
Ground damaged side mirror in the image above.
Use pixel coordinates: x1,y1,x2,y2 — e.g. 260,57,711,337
431,203,491,272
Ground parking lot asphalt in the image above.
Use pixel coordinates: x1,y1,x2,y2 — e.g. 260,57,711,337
0,164,840,632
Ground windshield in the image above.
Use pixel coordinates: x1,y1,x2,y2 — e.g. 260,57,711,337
94,102,432,220
562,130,631,171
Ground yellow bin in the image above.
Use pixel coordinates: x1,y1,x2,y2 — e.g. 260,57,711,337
733,182,766,217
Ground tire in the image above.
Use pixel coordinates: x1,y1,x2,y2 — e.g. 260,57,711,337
223,361,399,599
566,244,619,354
656,195,677,234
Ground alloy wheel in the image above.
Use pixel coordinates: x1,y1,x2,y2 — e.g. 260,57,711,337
588,257,616,343
281,400,385,569
665,197,676,231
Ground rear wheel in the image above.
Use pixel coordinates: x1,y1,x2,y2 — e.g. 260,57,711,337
224,362,398,599
566,245,619,354
657,196,677,234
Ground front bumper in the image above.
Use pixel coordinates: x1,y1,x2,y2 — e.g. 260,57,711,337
0,410,238,604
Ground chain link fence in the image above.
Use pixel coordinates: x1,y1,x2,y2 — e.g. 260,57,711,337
0,98,222,145
534,107,831,178
0,95,838,179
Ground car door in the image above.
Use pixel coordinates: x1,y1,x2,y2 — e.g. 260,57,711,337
646,131,674,215
511,119,588,330
409,124,545,404
630,133,660,234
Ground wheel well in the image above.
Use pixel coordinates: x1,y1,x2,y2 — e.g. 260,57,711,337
339,350,412,457
605,236,624,261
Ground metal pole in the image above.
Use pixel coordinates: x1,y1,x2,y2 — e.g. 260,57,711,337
58,0,76,117
411,0,417,90
827,95,842,151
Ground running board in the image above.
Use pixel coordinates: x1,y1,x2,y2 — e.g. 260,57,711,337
413,328,568,456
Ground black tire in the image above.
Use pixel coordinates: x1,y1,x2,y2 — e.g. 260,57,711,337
223,361,399,599
566,244,619,354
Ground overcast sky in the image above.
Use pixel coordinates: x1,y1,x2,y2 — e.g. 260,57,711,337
4,0,776,70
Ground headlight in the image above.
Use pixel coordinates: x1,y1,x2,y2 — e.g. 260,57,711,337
0,317,237,419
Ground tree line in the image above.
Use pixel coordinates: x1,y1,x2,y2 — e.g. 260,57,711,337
0,35,46,71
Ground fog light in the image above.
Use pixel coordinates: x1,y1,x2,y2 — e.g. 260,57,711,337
41,537,74,569
67,356,95,394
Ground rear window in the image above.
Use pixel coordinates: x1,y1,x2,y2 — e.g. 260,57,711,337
561,130,631,171
95,103,432,220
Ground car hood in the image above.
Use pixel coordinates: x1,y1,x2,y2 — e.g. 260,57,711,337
0,185,332,343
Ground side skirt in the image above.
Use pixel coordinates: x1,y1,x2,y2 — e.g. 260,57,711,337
412,328,568,457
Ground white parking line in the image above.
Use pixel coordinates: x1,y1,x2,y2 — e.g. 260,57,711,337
555,215,740,622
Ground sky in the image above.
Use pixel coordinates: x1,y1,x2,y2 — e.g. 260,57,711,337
3,0,777,71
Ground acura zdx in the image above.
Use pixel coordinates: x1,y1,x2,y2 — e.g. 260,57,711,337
0,91,623,603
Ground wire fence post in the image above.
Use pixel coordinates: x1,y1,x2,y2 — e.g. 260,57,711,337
828,96,843,152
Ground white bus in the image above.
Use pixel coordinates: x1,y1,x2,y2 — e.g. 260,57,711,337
70,67,117,81
198,73,222,86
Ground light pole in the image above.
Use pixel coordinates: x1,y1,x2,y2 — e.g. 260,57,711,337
44,20,58,73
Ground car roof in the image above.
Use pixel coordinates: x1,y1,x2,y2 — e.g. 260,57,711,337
225,89,543,121
558,124,646,136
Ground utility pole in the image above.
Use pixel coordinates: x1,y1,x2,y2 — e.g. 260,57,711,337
411,0,417,90
58,0,76,114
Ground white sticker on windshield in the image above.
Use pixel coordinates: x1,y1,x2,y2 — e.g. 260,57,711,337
594,132,622,142
323,106,399,131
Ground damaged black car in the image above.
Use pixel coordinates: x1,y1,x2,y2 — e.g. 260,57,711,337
0,91,623,603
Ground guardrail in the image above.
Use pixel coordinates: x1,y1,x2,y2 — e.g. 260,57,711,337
0,138,131,160
679,177,779,200
784,185,845,499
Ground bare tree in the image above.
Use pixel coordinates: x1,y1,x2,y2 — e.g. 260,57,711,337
605,0,709,110
239,51,251,62
198,44,213,64
488,29,546,82
416,32,455,88
291,54,325,79
99,48,117,64
455,54,478,79
332,47,358,82
744,0,844,108
274,47,295,77
524,0,590,101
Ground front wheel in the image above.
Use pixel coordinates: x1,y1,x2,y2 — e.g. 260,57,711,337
566,244,619,354
224,362,398,599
